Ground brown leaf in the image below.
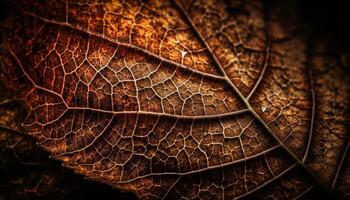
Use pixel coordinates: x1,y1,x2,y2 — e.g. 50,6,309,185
0,0,349,199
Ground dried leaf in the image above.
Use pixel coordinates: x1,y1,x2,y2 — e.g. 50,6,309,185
0,0,349,199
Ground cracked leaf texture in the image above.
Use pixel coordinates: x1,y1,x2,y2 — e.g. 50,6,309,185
0,0,350,199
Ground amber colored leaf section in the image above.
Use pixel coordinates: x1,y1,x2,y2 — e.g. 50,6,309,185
0,0,350,199
0,84,137,199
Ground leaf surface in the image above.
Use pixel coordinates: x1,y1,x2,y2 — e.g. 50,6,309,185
0,0,349,199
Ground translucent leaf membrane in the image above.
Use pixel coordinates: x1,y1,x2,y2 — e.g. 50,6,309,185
0,0,349,199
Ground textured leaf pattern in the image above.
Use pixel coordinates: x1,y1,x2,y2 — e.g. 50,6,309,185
0,83,137,199
0,0,349,199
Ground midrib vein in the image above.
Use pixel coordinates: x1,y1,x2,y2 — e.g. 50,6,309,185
173,0,330,193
